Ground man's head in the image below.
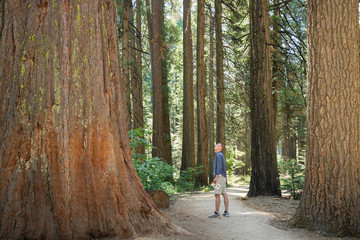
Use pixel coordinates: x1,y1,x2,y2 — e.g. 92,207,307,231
214,143,224,153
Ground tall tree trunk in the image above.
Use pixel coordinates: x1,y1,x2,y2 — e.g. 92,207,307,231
160,0,172,165
151,0,166,160
271,0,281,143
215,0,225,155
281,104,296,161
208,5,215,183
243,114,251,175
0,1,182,238
292,1,360,237
123,0,131,123
196,0,209,186
133,0,145,155
181,0,196,171
248,0,280,197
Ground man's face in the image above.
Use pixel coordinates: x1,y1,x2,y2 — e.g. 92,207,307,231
214,144,221,152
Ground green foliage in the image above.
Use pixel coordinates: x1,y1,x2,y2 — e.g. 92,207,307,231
133,157,175,194
177,166,204,192
226,149,245,175
129,128,204,195
278,158,305,200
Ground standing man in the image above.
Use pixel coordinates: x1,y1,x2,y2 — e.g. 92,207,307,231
209,143,229,218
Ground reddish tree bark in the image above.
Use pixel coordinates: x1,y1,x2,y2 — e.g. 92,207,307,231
0,1,181,239
292,1,360,237
248,0,280,197
196,0,209,186
181,0,196,171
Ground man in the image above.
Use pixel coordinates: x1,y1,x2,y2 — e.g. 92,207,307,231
208,143,229,218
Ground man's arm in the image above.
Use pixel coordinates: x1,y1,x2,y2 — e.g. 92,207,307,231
213,154,221,183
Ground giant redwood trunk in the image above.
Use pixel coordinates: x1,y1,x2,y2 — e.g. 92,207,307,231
0,1,182,239
181,0,196,171
248,0,280,197
196,0,209,186
292,1,360,237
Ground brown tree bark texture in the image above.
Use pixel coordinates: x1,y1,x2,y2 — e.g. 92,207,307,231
133,0,145,154
122,0,131,122
248,0,280,197
160,0,172,165
208,6,215,182
271,0,280,143
215,0,225,155
151,0,165,160
181,0,196,171
196,0,209,186
292,1,360,237
0,1,180,239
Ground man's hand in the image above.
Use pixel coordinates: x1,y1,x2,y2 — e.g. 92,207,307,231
212,175,219,184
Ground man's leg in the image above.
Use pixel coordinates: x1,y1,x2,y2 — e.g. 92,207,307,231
215,194,221,213
222,193,229,212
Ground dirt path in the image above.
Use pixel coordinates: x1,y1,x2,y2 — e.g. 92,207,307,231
141,186,351,240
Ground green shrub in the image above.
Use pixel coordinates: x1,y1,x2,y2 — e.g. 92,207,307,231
133,157,174,193
177,166,204,192
279,158,305,200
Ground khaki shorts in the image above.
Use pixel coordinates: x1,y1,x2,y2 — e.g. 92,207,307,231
213,175,226,194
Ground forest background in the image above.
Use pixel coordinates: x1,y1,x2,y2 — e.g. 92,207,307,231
118,0,307,193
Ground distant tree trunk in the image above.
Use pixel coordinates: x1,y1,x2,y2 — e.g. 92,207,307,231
248,0,280,197
151,0,166,160
123,0,132,123
196,0,209,186
145,0,153,57
133,0,145,155
292,1,360,237
0,1,181,239
208,5,215,183
181,0,196,171
281,104,296,161
215,0,225,156
296,113,306,160
160,0,172,165
271,0,281,143
243,114,251,175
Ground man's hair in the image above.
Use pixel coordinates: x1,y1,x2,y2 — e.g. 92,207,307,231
216,143,224,150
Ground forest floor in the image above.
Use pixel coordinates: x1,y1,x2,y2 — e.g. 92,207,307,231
137,185,357,240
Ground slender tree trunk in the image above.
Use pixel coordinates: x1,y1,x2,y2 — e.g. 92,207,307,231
196,0,209,186
215,0,225,155
133,0,145,155
208,5,215,183
271,0,281,143
292,1,360,237
248,0,280,197
0,1,182,238
160,0,172,165
151,0,166,160
123,0,131,123
181,0,196,171
296,113,306,160
281,104,296,161
243,114,251,175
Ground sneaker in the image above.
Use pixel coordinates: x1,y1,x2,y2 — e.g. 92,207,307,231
222,211,230,217
208,211,221,218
